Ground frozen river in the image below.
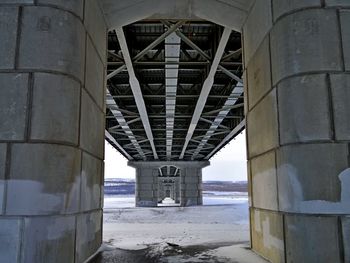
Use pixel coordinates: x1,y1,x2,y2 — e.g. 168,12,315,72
95,192,268,262
103,191,248,209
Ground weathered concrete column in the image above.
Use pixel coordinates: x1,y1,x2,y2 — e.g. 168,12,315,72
243,1,350,262
157,177,165,203
0,1,107,262
128,161,209,207
136,166,158,207
179,162,208,206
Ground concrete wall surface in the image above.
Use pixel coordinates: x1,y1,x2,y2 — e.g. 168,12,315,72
0,0,107,262
244,1,350,262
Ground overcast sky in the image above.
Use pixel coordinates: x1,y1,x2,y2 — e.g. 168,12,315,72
104,132,247,182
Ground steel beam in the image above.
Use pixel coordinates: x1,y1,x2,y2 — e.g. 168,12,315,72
199,117,230,130
202,103,244,116
165,32,181,160
162,21,211,61
179,27,232,159
106,90,146,159
221,48,242,61
116,27,159,159
108,117,141,131
205,120,245,160
218,65,243,83
106,105,139,116
112,95,243,99
192,83,244,159
108,50,124,61
108,61,211,66
107,65,126,80
105,130,133,160
133,21,185,62
192,130,231,140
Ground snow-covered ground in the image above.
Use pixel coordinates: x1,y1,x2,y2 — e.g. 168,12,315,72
100,192,268,263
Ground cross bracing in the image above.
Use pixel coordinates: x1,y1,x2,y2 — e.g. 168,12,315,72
106,20,244,161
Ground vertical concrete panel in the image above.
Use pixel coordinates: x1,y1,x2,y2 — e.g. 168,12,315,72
135,168,157,207
242,70,249,115
340,11,350,71
251,151,278,211
285,215,341,263
250,209,285,263
0,144,6,214
85,37,105,109
22,216,76,263
80,90,105,159
81,152,103,211
182,167,202,206
327,0,350,6
0,0,33,3
278,74,332,144
272,0,320,21
243,0,272,65
0,219,21,263
30,73,81,144
76,210,102,263
246,36,272,109
330,74,350,140
247,89,278,157
84,0,107,61
342,216,350,263
270,9,342,85
6,144,81,215
37,0,84,18
247,161,252,207
0,73,29,141
100,161,105,209
277,144,349,213
0,7,18,69
19,6,86,81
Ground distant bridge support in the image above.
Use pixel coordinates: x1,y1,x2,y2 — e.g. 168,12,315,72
128,161,210,207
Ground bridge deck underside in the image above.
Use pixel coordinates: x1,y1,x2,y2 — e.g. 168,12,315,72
106,20,244,161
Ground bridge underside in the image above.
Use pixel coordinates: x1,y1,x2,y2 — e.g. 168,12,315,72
0,1,350,263
105,20,245,162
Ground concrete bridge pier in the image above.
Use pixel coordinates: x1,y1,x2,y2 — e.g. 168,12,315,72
244,2,350,262
0,1,107,262
128,161,209,207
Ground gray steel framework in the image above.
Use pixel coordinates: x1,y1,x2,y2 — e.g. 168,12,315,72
106,20,244,161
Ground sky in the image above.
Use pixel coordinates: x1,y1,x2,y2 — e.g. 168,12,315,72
104,131,247,182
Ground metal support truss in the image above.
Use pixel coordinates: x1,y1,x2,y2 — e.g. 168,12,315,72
165,32,181,160
191,82,244,159
179,27,232,159
106,90,146,159
205,120,245,160
116,27,159,159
